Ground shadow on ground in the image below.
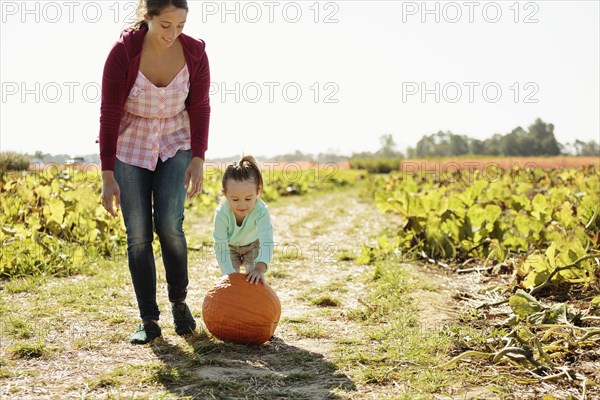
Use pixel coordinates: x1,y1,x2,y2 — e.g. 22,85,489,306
149,331,356,399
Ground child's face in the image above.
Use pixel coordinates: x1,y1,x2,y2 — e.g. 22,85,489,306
224,180,261,222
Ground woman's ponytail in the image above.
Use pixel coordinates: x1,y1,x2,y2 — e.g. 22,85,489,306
124,0,189,32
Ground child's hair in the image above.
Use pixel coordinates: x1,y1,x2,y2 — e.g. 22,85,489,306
222,156,264,193
126,0,189,31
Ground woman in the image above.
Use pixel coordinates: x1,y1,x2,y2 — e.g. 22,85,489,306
99,0,210,344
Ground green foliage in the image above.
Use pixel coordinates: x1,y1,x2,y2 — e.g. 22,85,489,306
567,139,600,156
366,165,600,290
364,164,599,393
408,118,566,157
0,151,31,175
348,157,400,173
508,289,575,325
0,169,126,279
351,134,403,160
1,164,362,279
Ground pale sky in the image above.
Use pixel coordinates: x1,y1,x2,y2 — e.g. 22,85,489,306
1,0,599,158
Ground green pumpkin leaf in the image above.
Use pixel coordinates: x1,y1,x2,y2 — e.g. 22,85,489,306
442,217,460,242
532,193,548,211
467,205,486,230
523,270,550,289
487,239,506,263
511,194,530,211
531,193,550,221
521,254,551,288
502,236,528,251
50,179,61,194
43,197,65,225
35,184,52,199
545,242,557,270
484,204,502,225
509,289,543,319
555,201,577,228
514,213,532,236
459,180,487,207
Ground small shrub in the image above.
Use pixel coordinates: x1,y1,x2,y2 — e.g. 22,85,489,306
0,151,31,173
348,157,400,173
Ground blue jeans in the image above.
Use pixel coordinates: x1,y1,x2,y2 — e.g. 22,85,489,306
114,150,191,322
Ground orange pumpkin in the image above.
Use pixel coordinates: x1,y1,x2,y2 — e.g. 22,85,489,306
202,273,281,345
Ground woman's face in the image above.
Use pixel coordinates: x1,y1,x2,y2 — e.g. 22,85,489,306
146,6,187,47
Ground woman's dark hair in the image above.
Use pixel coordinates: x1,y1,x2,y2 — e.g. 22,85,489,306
128,0,188,30
222,156,264,193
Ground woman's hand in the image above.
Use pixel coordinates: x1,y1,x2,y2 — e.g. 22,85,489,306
185,157,204,199
247,263,267,285
101,171,121,217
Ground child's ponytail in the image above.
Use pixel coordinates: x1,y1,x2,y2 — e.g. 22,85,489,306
222,155,264,193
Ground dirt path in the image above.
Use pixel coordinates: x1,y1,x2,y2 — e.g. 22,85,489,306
0,185,459,399
186,185,408,398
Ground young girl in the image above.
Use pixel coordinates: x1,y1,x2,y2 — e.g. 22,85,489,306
213,156,274,284
99,0,211,344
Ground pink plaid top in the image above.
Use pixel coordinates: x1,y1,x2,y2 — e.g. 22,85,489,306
116,64,191,171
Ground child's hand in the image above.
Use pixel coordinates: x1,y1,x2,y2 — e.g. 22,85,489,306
246,263,267,285
246,270,265,285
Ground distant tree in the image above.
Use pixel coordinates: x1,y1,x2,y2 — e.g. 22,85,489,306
434,131,451,156
375,134,403,158
414,131,468,157
315,152,348,162
482,134,503,156
415,133,436,157
350,151,373,158
267,150,315,162
571,139,600,156
449,134,469,156
528,118,560,155
0,151,31,172
478,119,560,156
469,138,485,155
502,127,526,156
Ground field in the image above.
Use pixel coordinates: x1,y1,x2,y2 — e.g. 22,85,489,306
0,158,599,399
400,156,600,170
349,156,600,174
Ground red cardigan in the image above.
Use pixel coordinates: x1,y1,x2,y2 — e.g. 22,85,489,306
99,27,211,171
